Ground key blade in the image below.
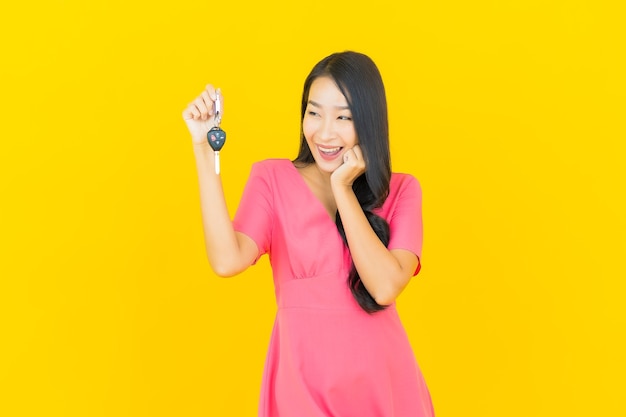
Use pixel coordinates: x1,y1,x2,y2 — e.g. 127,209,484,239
214,151,220,175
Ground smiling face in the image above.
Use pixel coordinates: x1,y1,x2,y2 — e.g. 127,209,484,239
302,76,358,174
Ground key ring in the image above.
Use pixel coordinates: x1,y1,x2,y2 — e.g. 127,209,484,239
213,89,222,127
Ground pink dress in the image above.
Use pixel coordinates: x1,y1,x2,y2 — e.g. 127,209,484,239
233,159,434,417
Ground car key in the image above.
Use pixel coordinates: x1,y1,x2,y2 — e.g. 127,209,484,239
207,88,226,174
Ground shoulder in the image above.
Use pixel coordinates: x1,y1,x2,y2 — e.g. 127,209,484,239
389,172,422,196
245,159,299,196
378,172,422,216
250,158,293,176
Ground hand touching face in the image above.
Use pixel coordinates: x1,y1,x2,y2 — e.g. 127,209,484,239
331,144,366,187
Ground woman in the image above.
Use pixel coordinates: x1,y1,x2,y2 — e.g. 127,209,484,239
183,51,434,416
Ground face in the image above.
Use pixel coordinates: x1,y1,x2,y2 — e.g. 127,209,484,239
302,76,358,173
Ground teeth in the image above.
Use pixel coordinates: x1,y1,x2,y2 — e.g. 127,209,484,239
319,146,341,154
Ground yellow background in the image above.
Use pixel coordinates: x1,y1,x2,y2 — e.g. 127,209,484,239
1,1,624,416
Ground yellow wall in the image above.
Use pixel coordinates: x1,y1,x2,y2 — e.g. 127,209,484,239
1,1,624,416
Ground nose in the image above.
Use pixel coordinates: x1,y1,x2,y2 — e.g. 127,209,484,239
318,118,336,142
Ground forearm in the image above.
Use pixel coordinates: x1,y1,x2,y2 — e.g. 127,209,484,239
193,143,250,276
332,184,410,305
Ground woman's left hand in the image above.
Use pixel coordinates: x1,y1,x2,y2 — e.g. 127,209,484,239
331,145,366,188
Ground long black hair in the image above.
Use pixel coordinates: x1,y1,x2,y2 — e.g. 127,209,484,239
294,51,391,313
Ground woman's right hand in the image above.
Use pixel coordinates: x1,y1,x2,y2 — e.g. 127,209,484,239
182,84,223,145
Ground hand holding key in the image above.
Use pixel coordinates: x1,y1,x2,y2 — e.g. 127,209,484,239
207,92,226,174
182,84,226,150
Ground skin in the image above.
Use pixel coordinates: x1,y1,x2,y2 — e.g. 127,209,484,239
182,85,258,277
299,76,359,220
183,79,418,305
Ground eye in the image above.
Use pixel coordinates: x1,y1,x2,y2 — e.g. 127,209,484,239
307,110,319,117
338,115,352,121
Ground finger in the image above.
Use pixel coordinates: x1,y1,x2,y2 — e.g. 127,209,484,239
343,147,358,162
347,146,365,169
200,90,214,117
182,108,195,120
184,103,201,120
205,84,217,101
193,97,210,120
346,146,366,172
351,144,364,161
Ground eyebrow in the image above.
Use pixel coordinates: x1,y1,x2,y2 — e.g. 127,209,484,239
308,100,350,111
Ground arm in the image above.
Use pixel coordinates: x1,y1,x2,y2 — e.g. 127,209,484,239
331,147,419,305
183,85,258,276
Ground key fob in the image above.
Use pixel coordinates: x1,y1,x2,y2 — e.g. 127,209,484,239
207,126,226,151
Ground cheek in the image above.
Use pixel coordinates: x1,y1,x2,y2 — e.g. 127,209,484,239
302,119,315,141
342,125,358,146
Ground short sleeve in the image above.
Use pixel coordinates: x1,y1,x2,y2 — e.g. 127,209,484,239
387,175,423,275
233,162,274,263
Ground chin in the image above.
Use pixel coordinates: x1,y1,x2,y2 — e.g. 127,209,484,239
312,156,342,174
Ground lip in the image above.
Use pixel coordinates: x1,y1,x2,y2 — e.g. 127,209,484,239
316,145,343,161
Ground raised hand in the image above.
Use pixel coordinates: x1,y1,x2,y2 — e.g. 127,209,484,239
182,84,223,145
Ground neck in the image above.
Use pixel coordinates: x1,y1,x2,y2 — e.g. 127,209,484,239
312,163,333,185
297,162,334,195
